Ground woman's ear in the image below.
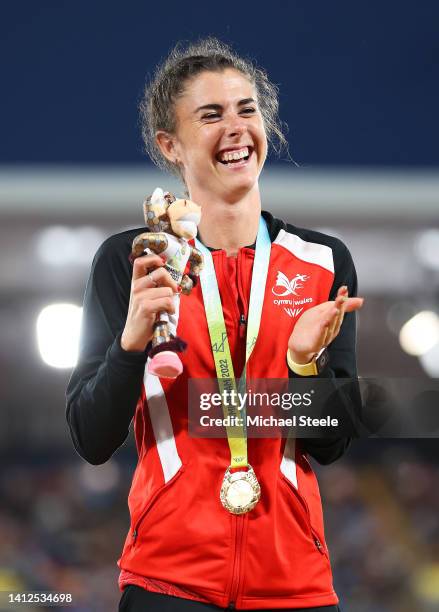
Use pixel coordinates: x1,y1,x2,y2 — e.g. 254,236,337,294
156,131,180,165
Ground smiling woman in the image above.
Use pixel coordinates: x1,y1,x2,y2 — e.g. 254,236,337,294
139,38,287,254
66,37,363,612
140,37,287,178
155,68,268,245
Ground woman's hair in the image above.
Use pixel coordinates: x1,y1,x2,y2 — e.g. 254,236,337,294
139,37,288,178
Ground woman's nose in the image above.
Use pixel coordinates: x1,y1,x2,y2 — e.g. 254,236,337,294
224,113,246,137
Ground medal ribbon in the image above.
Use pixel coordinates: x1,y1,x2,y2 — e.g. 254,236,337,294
195,217,271,469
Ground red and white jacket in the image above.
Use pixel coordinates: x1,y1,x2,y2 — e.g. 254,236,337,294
67,211,359,609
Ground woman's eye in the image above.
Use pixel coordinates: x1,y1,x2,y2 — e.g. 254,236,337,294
201,108,255,121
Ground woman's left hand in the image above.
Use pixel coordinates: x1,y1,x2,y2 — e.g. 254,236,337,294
287,286,364,364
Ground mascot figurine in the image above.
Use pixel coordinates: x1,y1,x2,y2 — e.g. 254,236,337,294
131,187,203,379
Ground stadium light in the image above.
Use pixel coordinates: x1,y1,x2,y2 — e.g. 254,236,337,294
36,303,82,368
419,342,439,377
36,225,104,267
414,229,439,271
399,311,439,357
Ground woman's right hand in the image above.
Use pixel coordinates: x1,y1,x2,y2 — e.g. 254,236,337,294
121,254,179,352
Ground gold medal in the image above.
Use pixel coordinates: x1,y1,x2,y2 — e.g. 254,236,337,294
220,464,261,514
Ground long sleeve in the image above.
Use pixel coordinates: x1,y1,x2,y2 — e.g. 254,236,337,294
66,230,148,465
287,237,361,465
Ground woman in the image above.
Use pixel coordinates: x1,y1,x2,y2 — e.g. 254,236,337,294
66,38,363,611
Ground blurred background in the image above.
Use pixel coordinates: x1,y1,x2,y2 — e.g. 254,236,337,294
1,1,438,610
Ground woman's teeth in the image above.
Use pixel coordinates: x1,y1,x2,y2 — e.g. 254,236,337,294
219,147,250,163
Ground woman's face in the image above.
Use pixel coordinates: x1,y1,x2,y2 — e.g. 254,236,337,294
160,68,268,202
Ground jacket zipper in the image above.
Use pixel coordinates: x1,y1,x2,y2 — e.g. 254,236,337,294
131,469,184,544
313,533,325,554
282,475,327,556
220,249,249,609
228,515,245,608
298,456,327,555
239,314,246,338
237,249,249,333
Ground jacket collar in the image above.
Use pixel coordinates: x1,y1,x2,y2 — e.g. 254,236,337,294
195,210,286,252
